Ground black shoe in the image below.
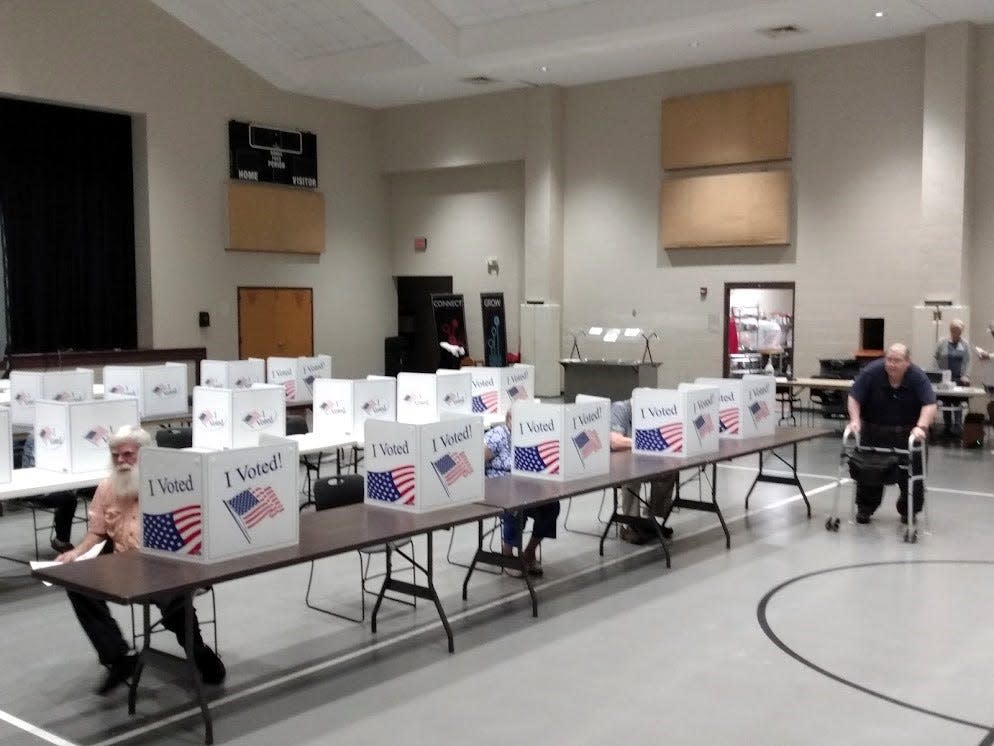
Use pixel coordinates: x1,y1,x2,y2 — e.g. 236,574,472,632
96,654,137,695
855,512,871,524
50,537,74,553
658,523,674,539
620,526,649,545
194,645,226,685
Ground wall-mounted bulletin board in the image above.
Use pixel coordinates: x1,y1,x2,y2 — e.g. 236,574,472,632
227,181,325,254
660,82,792,250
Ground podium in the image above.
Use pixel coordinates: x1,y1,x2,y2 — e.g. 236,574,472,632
560,359,660,403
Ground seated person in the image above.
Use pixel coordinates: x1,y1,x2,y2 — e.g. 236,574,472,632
21,433,79,553
56,425,225,695
934,318,971,437
610,399,676,544
484,410,559,577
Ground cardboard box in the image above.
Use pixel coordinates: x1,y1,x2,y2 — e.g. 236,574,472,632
509,396,611,481
103,363,189,419
33,398,140,474
631,385,720,457
9,369,95,427
266,355,332,404
200,359,266,389
695,375,776,438
397,372,472,424
313,377,396,438
364,415,483,512
192,384,287,449
138,440,298,563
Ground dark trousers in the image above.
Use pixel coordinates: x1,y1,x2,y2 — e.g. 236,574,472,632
502,502,562,546
67,591,204,666
855,424,924,516
32,493,78,541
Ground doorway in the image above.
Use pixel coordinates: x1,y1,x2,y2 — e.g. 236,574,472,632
395,276,452,373
723,282,795,378
238,287,313,359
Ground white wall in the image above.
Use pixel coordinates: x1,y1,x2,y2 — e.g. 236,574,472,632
0,0,393,377
969,26,994,352
387,162,524,360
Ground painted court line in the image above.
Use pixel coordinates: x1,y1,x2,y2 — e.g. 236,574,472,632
92,483,828,745
0,708,80,746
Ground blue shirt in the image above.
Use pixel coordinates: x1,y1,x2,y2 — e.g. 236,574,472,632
484,424,512,478
849,358,935,427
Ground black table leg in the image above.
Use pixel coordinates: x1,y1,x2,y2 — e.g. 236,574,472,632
668,466,729,549
744,444,811,518
183,591,214,744
462,515,537,617
128,603,151,715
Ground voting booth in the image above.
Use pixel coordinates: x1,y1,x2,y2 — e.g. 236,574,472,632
103,363,189,419
313,377,396,438
266,355,332,404
9,369,94,427
631,385,720,458
0,408,11,484
397,372,472,424
510,395,611,481
33,398,140,474
200,359,266,389
364,414,483,512
138,439,299,563
192,385,287,449
462,364,535,416
695,375,776,439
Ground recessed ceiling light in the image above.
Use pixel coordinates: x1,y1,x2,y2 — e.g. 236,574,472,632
540,65,548,72
874,10,885,18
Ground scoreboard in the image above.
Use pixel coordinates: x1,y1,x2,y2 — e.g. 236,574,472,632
228,120,318,188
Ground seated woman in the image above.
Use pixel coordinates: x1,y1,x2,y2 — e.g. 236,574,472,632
483,410,560,576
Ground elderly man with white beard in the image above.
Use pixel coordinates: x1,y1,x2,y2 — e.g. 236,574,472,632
56,425,225,695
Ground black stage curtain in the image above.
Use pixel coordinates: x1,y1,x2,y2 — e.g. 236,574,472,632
0,97,137,354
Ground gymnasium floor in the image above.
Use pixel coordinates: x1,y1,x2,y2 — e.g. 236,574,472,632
2,431,994,745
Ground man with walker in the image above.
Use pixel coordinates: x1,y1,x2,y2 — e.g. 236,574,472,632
846,343,936,525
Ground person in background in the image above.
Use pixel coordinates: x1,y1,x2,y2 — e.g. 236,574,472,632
934,318,971,438
847,343,936,524
57,425,225,695
484,410,559,576
972,320,994,428
609,399,676,545
21,433,79,553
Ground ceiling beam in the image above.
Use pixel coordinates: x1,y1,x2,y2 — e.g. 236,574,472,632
356,0,459,63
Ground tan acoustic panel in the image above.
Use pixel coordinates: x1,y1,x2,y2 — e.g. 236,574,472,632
662,83,790,170
660,171,790,249
227,181,325,254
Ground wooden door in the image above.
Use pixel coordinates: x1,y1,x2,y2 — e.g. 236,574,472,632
238,287,313,359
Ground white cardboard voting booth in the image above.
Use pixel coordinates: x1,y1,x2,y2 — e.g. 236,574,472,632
192,385,287,449
0,408,11,484
200,359,266,389
510,395,610,481
266,355,332,404
313,377,396,438
631,385,720,458
33,398,140,474
103,363,189,419
695,376,777,439
397,372,472,424
9,369,95,426
138,439,299,563
500,364,535,413
364,414,483,512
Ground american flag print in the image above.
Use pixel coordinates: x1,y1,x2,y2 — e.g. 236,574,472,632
242,410,270,427
432,451,473,496
367,465,416,505
142,504,202,555
282,379,297,400
84,426,111,446
224,486,284,543
635,422,684,453
472,392,499,413
506,385,528,401
749,400,770,426
718,407,739,434
303,375,316,392
572,429,602,464
514,440,560,474
693,413,715,443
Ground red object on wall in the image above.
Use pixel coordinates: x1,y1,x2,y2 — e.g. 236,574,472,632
414,237,428,251
727,316,739,354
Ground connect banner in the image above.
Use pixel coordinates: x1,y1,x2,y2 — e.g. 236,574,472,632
431,293,468,368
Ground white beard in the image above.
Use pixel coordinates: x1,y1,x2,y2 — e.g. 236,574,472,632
110,465,139,497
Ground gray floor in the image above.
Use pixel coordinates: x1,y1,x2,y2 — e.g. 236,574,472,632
3,433,994,745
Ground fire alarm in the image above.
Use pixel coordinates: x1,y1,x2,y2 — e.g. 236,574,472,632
414,237,428,251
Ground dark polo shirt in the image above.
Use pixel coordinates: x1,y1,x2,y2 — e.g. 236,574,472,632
849,358,936,428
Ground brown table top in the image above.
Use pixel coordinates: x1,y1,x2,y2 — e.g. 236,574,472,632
32,501,500,604
482,426,832,510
